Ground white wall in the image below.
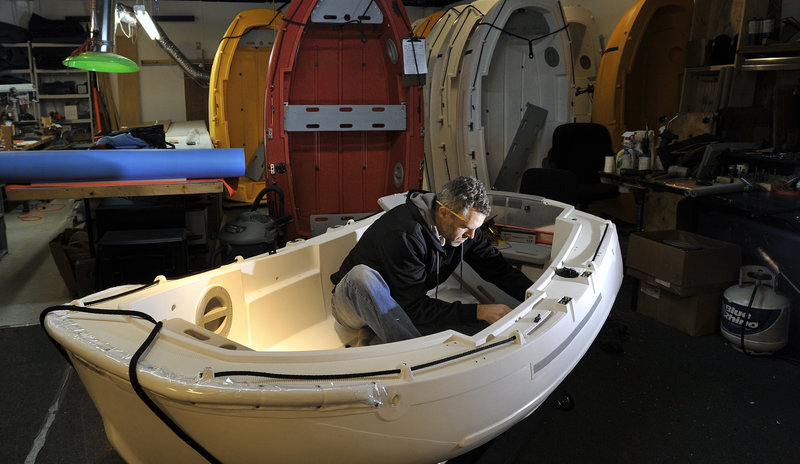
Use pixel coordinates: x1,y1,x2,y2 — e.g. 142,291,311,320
1,0,645,124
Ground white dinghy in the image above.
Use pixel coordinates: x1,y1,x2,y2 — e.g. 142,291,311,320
457,0,573,191
423,2,493,193
421,5,467,192
42,191,622,464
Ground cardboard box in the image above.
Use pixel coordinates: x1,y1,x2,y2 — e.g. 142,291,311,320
626,229,740,296
49,228,92,297
637,282,722,336
63,105,78,121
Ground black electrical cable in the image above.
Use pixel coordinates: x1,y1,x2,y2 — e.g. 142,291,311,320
268,0,306,88
220,7,285,41
129,321,223,464
42,299,515,461
39,305,157,365
40,306,220,464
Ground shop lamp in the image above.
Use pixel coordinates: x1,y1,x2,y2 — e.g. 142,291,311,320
63,50,139,73
62,0,139,73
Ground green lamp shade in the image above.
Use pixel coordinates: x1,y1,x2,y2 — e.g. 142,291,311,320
63,51,139,73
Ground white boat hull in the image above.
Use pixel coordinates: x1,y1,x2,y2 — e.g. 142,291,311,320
457,0,573,190
43,192,622,463
563,5,601,123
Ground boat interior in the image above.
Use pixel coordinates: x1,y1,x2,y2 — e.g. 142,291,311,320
108,194,563,353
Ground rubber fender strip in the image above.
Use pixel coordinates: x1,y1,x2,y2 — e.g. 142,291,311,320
82,280,160,306
215,335,518,382
39,305,219,464
410,335,516,372
592,223,610,262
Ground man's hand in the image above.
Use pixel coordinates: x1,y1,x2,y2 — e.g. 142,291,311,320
476,304,513,324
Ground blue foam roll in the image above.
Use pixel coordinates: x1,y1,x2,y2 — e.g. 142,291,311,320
0,148,245,183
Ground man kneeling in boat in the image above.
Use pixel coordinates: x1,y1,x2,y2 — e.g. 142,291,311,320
330,176,533,343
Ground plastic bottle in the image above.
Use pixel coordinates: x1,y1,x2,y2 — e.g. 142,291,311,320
617,132,635,171
635,140,652,170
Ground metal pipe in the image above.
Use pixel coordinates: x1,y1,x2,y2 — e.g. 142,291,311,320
92,0,115,52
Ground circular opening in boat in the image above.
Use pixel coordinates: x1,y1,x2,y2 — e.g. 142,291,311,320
197,285,233,337
579,55,591,70
544,47,560,67
391,394,401,407
393,162,404,188
386,39,399,65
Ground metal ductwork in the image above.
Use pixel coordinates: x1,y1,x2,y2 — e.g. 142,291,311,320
93,0,115,52
116,2,210,86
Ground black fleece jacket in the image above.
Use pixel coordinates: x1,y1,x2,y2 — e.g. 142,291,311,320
330,191,533,334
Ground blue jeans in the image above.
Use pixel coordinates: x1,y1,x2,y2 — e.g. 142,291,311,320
331,264,422,343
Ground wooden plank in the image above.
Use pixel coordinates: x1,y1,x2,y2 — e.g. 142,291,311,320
115,34,141,127
5,181,224,201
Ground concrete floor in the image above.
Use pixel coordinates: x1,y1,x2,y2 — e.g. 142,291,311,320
2,199,799,463
0,199,75,327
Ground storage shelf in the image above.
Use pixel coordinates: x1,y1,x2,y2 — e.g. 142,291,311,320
9,41,94,136
0,83,35,92
684,64,735,74
35,68,89,74
738,43,800,55
738,43,800,71
38,94,90,99
30,42,82,48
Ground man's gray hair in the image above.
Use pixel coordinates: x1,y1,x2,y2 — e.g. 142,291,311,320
438,176,491,216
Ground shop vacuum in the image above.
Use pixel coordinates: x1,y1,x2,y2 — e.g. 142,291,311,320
214,186,293,265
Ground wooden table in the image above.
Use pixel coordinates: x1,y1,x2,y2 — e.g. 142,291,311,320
1,133,55,151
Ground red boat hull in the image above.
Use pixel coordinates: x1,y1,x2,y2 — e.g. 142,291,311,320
265,0,424,238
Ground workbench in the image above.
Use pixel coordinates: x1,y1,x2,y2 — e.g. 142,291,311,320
4,178,227,202
4,179,229,284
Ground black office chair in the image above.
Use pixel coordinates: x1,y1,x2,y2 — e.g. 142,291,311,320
521,123,619,209
519,168,579,205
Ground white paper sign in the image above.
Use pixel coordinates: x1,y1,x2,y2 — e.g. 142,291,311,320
402,38,427,75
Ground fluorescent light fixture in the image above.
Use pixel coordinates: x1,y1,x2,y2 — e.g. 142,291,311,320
134,4,161,40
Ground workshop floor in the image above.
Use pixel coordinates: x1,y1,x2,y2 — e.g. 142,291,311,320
1,200,798,464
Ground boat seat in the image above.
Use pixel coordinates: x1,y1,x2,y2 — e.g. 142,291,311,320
163,317,253,351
